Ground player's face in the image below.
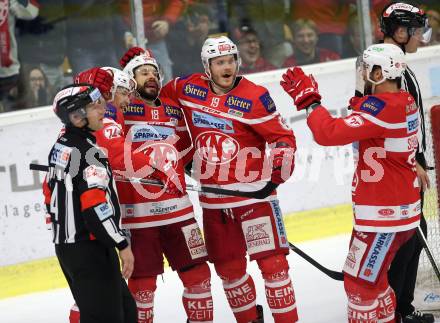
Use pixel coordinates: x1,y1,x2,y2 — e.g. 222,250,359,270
85,96,106,131
209,55,238,90
114,86,131,110
294,27,318,56
134,65,160,100
238,34,261,65
394,26,421,53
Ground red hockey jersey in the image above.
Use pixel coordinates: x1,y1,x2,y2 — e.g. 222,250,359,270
94,103,151,173
307,91,421,232
115,94,195,228
162,73,296,209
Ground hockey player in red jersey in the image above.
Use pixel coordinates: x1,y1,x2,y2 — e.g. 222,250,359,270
281,43,421,322
117,50,213,323
68,66,187,322
158,36,298,323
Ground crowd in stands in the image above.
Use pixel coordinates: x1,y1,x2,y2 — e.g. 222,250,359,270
1,0,439,113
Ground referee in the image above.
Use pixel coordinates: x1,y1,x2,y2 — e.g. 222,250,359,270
43,84,137,323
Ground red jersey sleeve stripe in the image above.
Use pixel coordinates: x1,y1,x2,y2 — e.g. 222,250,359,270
42,177,51,204
80,189,107,211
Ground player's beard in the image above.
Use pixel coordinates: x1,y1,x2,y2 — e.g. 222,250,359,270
138,81,159,101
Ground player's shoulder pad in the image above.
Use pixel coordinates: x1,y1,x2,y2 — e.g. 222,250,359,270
354,95,386,117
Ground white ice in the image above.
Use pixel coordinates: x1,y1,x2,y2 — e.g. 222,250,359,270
1,234,438,323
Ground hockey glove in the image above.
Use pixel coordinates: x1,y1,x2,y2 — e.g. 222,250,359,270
280,67,321,111
151,165,186,196
270,143,296,184
119,47,145,68
74,67,113,95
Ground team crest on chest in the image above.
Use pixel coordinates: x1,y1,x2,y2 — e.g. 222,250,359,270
194,131,239,165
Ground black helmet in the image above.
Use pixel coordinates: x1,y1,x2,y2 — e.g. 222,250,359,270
380,2,431,43
53,84,101,125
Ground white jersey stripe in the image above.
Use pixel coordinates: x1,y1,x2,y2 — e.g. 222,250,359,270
384,136,416,153
354,112,407,129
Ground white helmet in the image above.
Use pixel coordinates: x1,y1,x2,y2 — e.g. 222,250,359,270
201,36,240,77
362,43,406,85
101,67,136,101
122,52,162,85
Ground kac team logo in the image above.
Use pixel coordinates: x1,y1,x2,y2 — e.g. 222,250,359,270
195,131,239,165
141,142,178,170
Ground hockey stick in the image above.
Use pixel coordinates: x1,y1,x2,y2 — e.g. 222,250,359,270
288,242,344,281
29,163,277,199
416,226,440,283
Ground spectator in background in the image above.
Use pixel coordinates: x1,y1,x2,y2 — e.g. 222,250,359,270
283,19,340,67
168,2,216,76
426,9,440,45
120,0,186,82
7,65,54,111
16,0,68,91
290,0,351,56
25,66,54,108
343,10,383,59
0,0,39,112
235,25,275,74
228,0,293,68
343,14,363,58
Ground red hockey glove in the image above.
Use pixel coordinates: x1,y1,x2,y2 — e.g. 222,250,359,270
151,165,186,196
119,47,145,68
74,67,113,95
280,67,321,111
270,143,296,184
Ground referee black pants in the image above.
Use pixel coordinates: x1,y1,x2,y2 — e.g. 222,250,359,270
388,191,427,317
55,241,137,323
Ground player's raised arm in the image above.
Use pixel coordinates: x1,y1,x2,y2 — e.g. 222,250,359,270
280,45,408,146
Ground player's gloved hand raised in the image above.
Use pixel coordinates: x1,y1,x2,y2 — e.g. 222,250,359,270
270,143,296,184
74,67,113,95
280,67,321,111
119,47,145,68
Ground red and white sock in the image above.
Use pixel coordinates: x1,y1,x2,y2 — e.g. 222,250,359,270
223,273,257,323
377,287,396,323
179,264,214,323
128,277,156,323
183,285,214,322
264,273,298,323
347,298,379,323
